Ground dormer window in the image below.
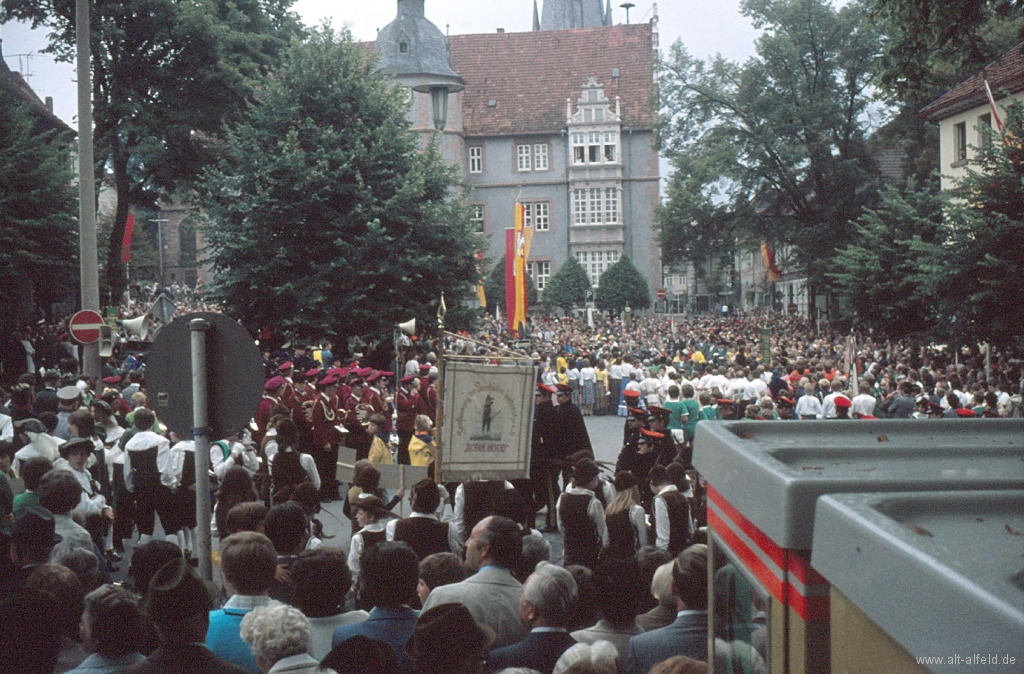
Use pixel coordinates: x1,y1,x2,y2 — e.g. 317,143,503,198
400,42,408,53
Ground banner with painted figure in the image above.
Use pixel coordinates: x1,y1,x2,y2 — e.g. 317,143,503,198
440,360,536,482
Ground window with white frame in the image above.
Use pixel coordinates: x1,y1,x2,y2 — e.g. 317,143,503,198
534,144,549,170
573,189,587,224
523,202,549,231
576,249,621,286
573,187,619,224
534,261,551,290
604,132,617,162
572,133,586,164
588,132,601,163
604,187,619,223
517,144,532,171
471,204,485,233
469,147,483,173
953,122,967,162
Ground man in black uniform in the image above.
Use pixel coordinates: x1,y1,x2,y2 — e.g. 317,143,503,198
552,384,592,459
646,406,678,466
529,384,559,531
614,408,647,478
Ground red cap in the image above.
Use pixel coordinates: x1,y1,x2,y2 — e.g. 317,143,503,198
716,398,735,405
350,378,366,388
982,409,1000,418
647,405,670,418
278,361,294,371
639,428,665,440
366,371,382,383
401,375,416,384
956,408,977,417
623,390,641,399
264,376,285,391
536,384,556,394
926,401,943,413
381,371,394,377
102,376,122,385
628,408,647,420
857,414,878,419
833,395,852,409
320,376,339,386
305,368,320,378
777,396,795,406
555,384,573,393
419,363,432,371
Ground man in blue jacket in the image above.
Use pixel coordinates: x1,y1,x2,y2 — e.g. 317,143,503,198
626,544,709,674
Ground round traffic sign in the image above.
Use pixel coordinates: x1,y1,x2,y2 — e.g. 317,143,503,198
69,310,105,344
657,288,667,300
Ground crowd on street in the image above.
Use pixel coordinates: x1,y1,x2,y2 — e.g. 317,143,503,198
0,307,1021,674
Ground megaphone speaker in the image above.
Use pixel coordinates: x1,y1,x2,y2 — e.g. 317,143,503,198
398,318,416,336
123,315,151,341
98,325,115,358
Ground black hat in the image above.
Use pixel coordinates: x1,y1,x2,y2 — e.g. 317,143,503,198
142,558,213,623
613,471,638,492
573,458,601,485
60,437,94,458
13,418,46,434
407,603,495,661
4,506,62,545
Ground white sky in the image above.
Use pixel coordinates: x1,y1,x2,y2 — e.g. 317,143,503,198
2,0,759,127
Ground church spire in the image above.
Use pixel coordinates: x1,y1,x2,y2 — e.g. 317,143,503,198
605,0,612,25
533,0,541,31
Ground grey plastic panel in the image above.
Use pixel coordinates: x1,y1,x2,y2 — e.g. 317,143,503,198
811,491,1024,673
692,419,1024,549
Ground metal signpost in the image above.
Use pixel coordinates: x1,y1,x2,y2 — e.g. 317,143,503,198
146,313,263,580
69,310,105,345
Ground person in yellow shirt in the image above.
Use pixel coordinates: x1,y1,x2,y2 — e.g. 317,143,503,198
366,414,393,464
408,415,436,468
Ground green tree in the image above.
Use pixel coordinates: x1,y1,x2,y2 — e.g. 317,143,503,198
482,258,537,312
658,0,880,293
595,256,651,314
542,257,591,313
909,105,1024,348
194,27,479,341
828,177,944,339
2,0,303,302
0,92,77,315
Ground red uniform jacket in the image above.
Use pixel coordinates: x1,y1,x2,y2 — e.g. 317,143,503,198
396,387,420,433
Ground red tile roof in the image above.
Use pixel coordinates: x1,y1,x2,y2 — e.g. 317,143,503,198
448,23,655,137
920,42,1024,121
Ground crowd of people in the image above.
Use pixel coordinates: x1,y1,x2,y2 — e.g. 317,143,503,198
0,307,1021,674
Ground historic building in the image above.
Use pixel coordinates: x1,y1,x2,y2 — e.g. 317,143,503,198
373,0,662,300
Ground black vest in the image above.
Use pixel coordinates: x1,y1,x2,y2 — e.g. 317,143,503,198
130,446,160,491
394,517,450,560
361,529,386,550
604,509,637,559
462,481,509,536
559,492,601,569
272,451,307,495
658,491,691,557
180,451,196,490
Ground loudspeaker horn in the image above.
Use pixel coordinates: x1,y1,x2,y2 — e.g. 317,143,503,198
397,318,417,335
123,314,151,341
98,325,115,358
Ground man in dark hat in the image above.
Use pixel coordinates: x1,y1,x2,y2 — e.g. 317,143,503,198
552,384,593,462
556,458,608,569
530,384,559,531
613,408,647,479
0,505,62,599
34,371,61,415
408,603,495,674
127,558,246,673
395,375,420,465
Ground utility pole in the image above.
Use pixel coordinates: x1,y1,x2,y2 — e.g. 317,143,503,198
150,218,170,285
77,0,101,379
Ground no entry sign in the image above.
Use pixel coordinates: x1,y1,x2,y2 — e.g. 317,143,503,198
70,310,105,344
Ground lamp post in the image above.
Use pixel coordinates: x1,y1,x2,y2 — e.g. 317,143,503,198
150,218,170,285
77,0,100,379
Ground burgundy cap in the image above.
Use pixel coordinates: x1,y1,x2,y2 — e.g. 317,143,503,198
401,375,416,384
833,395,852,409
305,368,320,378
366,371,382,383
278,361,294,371
102,375,122,385
622,390,641,399
264,376,285,391
320,376,339,386
536,383,556,394
555,384,572,393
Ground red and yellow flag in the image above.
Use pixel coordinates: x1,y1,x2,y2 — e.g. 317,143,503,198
505,204,534,335
475,251,487,308
761,241,782,283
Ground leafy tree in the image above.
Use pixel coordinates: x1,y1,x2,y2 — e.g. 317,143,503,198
542,257,591,313
2,0,303,302
595,256,651,314
658,0,880,294
866,0,1024,102
909,105,1024,348
828,177,944,339
194,27,479,341
482,258,538,312
0,92,77,316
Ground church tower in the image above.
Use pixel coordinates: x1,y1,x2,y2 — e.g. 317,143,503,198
538,0,609,30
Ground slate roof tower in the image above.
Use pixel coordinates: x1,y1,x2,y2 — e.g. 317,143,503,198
540,0,609,30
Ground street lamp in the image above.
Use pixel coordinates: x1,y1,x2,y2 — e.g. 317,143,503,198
377,0,465,132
